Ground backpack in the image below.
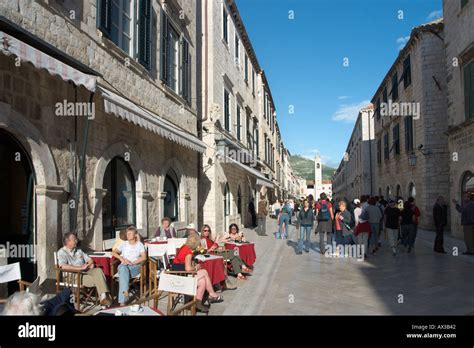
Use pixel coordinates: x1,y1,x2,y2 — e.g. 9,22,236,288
318,202,330,221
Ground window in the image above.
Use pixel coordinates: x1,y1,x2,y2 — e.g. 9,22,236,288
464,60,474,120
376,97,381,120
377,139,382,164
164,171,179,222
224,88,231,132
97,0,152,69
461,171,474,197
396,184,402,198
161,11,191,102
383,132,389,160
102,157,136,240
237,186,242,215
236,104,241,141
222,5,228,43
393,123,400,155
244,55,249,83
391,72,399,101
404,116,414,152
408,182,416,198
403,55,412,88
382,87,388,104
461,0,469,9
253,124,259,158
264,134,268,162
246,115,252,149
263,93,267,119
234,35,240,65
224,183,230,217
252,68,256,95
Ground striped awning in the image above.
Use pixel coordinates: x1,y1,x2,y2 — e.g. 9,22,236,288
99,86,207,153
0,31,96,92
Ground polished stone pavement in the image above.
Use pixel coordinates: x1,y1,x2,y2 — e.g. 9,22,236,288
208,218,474,315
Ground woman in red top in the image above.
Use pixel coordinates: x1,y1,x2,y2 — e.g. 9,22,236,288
200,225,251,280
171,234,223,312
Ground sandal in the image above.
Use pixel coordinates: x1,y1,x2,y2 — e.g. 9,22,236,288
208,294,224,303
242,266,252,273
237,273,247,280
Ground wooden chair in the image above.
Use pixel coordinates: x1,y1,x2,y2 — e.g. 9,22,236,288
147,243,169,307
158,270,198,316
110,258,146,304
0,263,32,304
53,252,98,311
102,238,116,251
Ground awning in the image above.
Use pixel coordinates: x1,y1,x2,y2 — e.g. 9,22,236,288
220,155,274,188
0,31,96,92
99,86,207,153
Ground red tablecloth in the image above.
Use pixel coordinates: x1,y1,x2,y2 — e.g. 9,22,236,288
199,256,226,285
90,255,113,277
225,243,256,267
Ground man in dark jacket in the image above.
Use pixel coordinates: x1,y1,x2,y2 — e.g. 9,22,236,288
433,196,448,253
453,192,474,255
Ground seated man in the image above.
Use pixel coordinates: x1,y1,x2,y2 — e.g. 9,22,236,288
112,226,146,306
57,232,112,307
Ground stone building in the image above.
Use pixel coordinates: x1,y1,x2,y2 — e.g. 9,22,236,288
371,19,449,230
443,0,474,239
332,105,375,201
0,0,205,283
200,0,278,234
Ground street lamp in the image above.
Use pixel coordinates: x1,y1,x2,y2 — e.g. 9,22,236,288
408,152,417,167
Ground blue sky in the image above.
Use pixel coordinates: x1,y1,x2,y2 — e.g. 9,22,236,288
237,0,442,168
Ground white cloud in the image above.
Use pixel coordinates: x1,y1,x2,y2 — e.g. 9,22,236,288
337,96,351,100
332,100,371,123
396,36,410,50
427,9,442,21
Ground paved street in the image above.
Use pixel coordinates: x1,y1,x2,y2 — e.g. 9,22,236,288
208,218,474,315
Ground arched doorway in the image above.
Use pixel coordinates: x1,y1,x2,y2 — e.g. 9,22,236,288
396,184,402,199
461,171,474,198
102,157,136,240
224,183,231,229
237,186,242,216
164,170,179,222
0,129,36,289
386,186,391,199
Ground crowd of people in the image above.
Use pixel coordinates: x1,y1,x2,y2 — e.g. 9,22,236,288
265,190,474,258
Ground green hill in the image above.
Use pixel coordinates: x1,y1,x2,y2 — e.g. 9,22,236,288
289,155,335,181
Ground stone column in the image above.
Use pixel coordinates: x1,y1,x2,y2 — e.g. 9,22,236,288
158,191,167,222
90,188,107,251
35,185,64,282
136,190,152,238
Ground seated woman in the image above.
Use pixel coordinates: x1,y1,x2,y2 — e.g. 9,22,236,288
201,224,251,280
222,223,247,243
155,217,177,239
112,226,147,306
172,233,223,312
112,229,142,252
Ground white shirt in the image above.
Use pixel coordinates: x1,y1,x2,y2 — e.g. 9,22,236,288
118,241,145,263
354,207,362,225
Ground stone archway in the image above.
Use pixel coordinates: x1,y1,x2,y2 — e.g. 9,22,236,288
0,102,61,282
159,157,189,225
91,142,149,249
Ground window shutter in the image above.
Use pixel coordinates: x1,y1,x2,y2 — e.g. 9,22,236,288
160,10,169,83
461,0,469,9
181,39,191,103
97,0,112,37
465,61,474,120
138,0,152,69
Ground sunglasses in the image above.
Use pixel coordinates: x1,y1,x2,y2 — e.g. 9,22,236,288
203,229,210,232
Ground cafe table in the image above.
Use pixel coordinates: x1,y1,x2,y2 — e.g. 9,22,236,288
224,242,256,267
95,305,164,316
194,254,226,285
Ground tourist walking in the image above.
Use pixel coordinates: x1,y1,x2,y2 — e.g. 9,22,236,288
384,199,401,256
257,194,268,236
336,201,354,246
453,192,474,255
409,196,421,245
315,193,334,254
296,199,314,254
400,201,416,252
366,197,383,254
353,198,370,257
433,196,448,253
278,201,291,239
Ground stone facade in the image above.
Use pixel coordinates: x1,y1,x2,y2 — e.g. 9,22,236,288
0,0,202,281
371,20,449,230
443,0,474,239
333,106,375,201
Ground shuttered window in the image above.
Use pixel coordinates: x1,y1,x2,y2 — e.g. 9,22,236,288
161,10,192,103
224,89,230,132
464,60,474,120
223,5,228,43
137,0,151,69
384,132,389,160
391,72,399,101
461,0,469,9
393,123,400,155
237,104,241,141
403,55,412,88
405,116,414,152
377,139,382,164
